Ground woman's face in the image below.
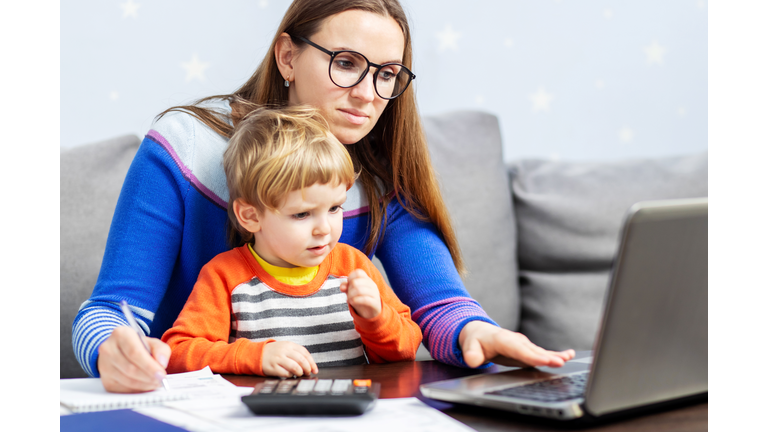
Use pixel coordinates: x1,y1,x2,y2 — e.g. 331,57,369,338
287,10,405,145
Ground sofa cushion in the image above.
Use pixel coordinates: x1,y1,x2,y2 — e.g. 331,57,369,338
510,152,708,350
423,111,519,331
60,134,141,378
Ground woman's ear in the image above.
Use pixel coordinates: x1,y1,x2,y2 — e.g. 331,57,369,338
275,32,297,82
233,199,262,234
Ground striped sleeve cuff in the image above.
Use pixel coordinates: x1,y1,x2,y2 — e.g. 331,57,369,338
72,306,130,377
412,297,498,368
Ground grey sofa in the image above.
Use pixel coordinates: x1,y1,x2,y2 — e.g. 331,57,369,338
60,111,707,378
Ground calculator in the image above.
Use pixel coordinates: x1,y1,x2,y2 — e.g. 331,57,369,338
241,378,380,416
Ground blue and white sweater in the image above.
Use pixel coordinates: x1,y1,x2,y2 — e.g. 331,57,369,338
71,99,497,377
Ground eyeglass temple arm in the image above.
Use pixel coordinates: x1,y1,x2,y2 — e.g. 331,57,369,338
294,35,334,56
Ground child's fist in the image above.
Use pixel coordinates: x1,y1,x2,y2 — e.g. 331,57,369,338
262,341,318,378
339,269,382,319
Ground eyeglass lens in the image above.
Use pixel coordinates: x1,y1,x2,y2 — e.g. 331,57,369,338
330,52,411,99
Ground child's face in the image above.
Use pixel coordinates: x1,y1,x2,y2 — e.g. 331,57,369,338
253,182,346,268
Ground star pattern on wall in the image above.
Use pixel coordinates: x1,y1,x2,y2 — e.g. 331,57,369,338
436,24,461,52
60,2,708,160
181,54,211,82
644,41,667,65
619,127,634,143
120,0,140,18
530,88,554,112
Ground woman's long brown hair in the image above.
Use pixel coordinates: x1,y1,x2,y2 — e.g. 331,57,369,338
156,0,466,274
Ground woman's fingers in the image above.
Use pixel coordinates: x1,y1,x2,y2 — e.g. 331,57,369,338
115,328,168,381
147,337,172,369
460,335,486,368
98,327,165,393
459,321,576,369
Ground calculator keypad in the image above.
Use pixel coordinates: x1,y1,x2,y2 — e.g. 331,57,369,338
243,378,379,416
254,379,370,396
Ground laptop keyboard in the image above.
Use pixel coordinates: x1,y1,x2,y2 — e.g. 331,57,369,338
486,372,589,402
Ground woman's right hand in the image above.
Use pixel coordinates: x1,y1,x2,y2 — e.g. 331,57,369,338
97,326,171,393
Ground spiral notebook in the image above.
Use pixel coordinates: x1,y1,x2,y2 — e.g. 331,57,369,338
60,378,190,413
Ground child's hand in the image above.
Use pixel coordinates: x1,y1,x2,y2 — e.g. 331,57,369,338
262,341,318,378
339,269,382,319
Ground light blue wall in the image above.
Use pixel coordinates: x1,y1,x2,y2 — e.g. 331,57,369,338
61,0,707,162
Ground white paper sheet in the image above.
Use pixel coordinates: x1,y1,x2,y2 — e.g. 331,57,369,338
154,396,478,432
60,366,244,414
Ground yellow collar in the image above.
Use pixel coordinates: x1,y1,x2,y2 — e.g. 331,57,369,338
248,244,319,286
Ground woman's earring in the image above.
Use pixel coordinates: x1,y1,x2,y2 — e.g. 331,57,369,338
284,80,290,88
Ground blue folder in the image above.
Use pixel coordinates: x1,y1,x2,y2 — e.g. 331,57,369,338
60,409,188,432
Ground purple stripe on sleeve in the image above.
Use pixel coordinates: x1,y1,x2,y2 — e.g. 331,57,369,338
146,130,227,209
411,297,477,321
413,297,496,367
343,206,370,219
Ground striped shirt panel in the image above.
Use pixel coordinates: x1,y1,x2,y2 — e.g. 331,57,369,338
230,275,366,367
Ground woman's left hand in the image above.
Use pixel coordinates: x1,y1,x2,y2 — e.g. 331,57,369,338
459,321,575,368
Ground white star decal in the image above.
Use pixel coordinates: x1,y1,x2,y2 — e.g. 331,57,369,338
530,88,554,112
619,127,634,143
644,41,667,65
120,0,140,18
181,54,211,83
436,24,461,52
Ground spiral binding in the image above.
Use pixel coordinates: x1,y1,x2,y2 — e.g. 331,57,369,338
65,392,189,413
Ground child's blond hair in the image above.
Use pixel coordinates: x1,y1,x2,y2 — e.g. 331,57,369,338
223,106,356,245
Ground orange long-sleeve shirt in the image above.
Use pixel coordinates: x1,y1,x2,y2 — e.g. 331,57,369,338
161,243,422,375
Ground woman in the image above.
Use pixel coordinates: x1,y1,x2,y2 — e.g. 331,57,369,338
73,0,574,393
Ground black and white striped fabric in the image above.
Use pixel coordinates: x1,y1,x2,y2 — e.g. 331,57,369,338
229,275,366,367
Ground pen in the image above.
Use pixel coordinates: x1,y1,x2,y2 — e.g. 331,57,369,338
119,300,169,390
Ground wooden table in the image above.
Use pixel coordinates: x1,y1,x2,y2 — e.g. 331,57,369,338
223,360,707,432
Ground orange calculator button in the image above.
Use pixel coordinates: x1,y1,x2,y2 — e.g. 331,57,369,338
353,379,371,387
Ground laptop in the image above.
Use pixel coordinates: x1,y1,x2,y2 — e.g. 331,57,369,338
420,197,708,420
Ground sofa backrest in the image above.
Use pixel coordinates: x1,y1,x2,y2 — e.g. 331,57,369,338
422,111,520,331
60,135,140,378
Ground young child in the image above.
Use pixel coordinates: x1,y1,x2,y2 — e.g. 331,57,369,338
161,106,422,377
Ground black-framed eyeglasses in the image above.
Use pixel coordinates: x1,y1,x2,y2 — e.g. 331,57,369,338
293,35,415,100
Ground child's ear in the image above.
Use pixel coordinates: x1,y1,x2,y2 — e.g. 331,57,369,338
233,199,262,234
